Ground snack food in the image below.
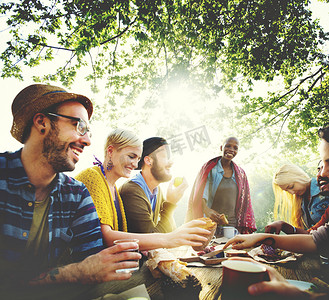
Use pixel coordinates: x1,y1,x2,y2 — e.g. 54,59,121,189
197,217,218,230
192,217,217,251
248,245,301,264
258,244,293,262
218,214,229,226
225,249,249,257
196,245,216,256
146,248,193,282
174,177,183,187
146,249,202,298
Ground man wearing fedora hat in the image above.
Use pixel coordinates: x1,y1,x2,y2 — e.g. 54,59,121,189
0,84,141,298
120,137,188,233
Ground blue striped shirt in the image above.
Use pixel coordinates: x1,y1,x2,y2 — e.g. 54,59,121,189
0,149,104,266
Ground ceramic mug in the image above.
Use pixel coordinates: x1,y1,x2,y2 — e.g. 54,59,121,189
222,226,239,239
221,260,268,299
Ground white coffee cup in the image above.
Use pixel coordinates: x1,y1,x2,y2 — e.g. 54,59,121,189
222,226,238,239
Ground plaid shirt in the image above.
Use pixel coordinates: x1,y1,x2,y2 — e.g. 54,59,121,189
0,149,104,266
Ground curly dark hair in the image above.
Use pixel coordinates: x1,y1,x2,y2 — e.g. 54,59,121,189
318,126,329,143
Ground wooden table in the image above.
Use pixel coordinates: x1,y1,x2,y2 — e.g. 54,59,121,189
98,250,329,300
148,253,328,299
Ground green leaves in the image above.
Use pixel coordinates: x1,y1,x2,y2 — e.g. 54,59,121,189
1,0,329,153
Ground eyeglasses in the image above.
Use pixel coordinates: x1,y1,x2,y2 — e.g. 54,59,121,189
46,112,92,137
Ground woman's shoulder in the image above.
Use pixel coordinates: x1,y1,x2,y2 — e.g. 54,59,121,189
76,166,104,186
199,156,220,174
310,177,321,194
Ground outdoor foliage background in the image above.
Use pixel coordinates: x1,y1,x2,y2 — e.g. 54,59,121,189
1,0,329,231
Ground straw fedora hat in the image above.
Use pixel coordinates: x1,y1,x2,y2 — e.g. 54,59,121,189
11,84,93,143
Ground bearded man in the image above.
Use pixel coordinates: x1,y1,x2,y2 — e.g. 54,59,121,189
0,84,140,299
120,137,188,233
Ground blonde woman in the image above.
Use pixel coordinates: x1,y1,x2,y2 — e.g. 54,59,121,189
76,128,211,250
268,163,329,234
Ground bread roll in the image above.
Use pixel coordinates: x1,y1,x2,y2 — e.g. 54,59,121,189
192,217,217,251
146,249,193,282
218,214,229,225
158,260,192,282
147,249,202,296
197,217,217,230
225,249,248,257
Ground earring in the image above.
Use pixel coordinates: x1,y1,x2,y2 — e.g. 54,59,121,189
107,158,114,171
41,129,45,133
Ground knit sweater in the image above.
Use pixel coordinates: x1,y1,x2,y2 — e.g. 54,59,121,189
76,166,128,232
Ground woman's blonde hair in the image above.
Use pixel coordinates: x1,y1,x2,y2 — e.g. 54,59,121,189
273,164,311,228
104,128,141,157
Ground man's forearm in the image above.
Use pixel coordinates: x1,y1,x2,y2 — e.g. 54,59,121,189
29,263,80,286
261,234,317,253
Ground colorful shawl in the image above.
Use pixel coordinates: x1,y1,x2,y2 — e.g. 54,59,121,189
186,156,256,233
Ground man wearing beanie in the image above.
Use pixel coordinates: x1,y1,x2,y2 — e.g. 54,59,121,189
0,84,141,299
120,137,188,233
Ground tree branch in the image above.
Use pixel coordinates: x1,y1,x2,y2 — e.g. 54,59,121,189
163,42,169,78
307,70,325,92
243,108,293,163
54,52,77,76
242,66,324,115
240,84,300,140
112,15,121,68
19,17,136,53
88,50,96,87
21,40,75,52
99,18,136,45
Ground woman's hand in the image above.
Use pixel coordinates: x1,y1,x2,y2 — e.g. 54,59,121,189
265,220,288,234
223,233,268,250
202,199,225,224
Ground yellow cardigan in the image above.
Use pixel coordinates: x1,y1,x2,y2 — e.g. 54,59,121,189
76,166,128,232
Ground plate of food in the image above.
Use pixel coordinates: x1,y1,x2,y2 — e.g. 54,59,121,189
248,244,302,264
288,278,329,293
287,279,313,291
